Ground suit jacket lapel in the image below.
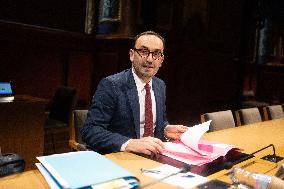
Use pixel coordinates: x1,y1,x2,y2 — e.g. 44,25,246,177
126,70,140,138
152,78,163,133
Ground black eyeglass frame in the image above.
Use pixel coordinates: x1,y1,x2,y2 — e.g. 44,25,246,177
133,48,164,60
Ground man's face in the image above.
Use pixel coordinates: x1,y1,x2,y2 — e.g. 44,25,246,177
129,35,164,82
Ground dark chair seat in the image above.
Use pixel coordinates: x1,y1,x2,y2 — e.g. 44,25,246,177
44,86,76,155
45,118,67,129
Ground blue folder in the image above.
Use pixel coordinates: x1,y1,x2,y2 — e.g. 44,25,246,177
37,151,138,189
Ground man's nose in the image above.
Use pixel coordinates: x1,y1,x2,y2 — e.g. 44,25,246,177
146,52,154,62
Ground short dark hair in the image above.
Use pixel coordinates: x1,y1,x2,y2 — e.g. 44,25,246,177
133,31,165,49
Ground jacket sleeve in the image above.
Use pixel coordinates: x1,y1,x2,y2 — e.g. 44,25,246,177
80,78,130,154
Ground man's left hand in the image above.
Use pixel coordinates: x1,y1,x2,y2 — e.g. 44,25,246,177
164,125,188,140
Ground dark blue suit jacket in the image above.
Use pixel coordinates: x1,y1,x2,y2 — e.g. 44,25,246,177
81,69,169,154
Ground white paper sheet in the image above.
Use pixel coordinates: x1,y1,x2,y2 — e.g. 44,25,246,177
180,120,211,155
35,163,60,189
143,164,208,188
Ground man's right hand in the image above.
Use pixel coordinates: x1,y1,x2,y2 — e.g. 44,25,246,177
125,137,164,155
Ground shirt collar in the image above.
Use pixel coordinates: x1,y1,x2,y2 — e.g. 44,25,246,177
132,67,152,92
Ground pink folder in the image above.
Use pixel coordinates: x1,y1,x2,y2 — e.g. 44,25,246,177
162,121,239,166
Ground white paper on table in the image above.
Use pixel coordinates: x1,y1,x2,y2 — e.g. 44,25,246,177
180,120,211,155
143,164,209,188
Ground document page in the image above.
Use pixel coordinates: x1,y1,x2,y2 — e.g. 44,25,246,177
162,120,236,165
142,164,208,188
180,120,211,155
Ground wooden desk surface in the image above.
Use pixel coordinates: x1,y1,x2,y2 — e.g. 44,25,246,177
203,118,284,154
0,95,48,170
0,119,283,189
0,170,49,189
203,118,284,183
13,95,49,103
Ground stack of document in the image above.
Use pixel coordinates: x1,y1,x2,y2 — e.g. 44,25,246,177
36,151,139,189
163,120,238,166
142,164,209,188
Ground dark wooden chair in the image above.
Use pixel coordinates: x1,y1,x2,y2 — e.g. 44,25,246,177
44,86,76,154
69,109,88,151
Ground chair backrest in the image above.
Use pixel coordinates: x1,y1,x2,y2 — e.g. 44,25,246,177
69,109,88,150
235,108,262,126
49,86,77,123
201,110,235,132
263,105,284,120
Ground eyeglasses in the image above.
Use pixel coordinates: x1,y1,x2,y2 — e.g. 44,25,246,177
133,48,164,60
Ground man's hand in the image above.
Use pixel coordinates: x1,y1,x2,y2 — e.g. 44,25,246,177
125,137,164,155
164,125,188,140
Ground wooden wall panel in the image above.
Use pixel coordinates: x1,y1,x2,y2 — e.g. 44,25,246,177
0,45,65,98
256,64,284,103
0,21,96,106
92,37,132,92
67,52,94,107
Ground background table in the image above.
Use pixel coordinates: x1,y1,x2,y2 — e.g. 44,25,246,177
0,95,48,170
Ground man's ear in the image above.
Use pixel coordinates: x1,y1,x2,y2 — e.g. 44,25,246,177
129,49,134,62
159,56,164,67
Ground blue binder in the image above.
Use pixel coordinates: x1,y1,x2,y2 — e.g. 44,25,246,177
37,151,138,189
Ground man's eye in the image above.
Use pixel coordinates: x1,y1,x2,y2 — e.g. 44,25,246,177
153,52,161,56
140,50,149,54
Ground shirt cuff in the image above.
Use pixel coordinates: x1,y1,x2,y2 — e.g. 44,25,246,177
120,139,131,151
163,128,171,142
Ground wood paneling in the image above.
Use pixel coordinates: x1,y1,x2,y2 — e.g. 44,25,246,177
256,64,284,103
0,21,95,106
0,96,47,170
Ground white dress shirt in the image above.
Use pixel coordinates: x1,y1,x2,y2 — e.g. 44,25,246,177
120,67,157,151
132,67,157,136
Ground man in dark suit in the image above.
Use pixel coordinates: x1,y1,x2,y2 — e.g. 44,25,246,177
81,31,187,155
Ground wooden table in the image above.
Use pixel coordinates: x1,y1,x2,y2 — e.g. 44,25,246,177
0,95,48,170
203,118,284,183
0,119,283,188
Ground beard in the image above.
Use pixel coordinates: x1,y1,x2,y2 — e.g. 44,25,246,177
134,64,159,79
